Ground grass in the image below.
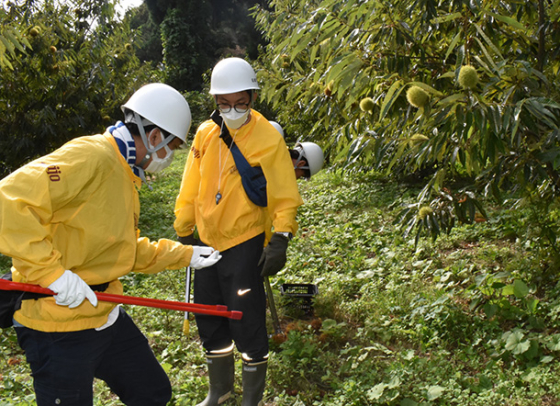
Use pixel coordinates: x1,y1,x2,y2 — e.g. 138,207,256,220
2,150,560,405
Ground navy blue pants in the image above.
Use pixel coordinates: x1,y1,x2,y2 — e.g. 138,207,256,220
194,233,268,360
15,307,171,406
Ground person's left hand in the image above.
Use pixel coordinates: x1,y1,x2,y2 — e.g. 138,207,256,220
48,270,98,308
190,246,222,269
259,233,289,277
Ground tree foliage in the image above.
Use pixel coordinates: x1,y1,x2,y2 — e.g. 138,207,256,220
254,0,560,248
138,0,268,91
0,8,30,70
0,0,157,177
159,1,217,91
128,3,163,66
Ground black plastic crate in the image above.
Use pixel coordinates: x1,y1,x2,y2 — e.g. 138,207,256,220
280,283,319,316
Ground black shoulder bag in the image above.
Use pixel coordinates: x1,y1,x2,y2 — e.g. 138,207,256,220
210,110,268,207
0,272,49,328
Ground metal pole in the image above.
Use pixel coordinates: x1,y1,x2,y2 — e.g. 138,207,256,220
182,266,192,335
264,276,282,335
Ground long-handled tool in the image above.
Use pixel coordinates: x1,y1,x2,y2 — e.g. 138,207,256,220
264,276,282,335
182,266,192,335
0,278,243,320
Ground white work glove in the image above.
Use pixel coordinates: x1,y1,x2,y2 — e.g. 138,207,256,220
190,246,222,269
48,270,98,308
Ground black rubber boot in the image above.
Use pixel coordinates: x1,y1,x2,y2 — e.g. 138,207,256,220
196,351,234,406
241,359,267,406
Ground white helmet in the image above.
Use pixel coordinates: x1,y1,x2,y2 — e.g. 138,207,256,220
121,83,191,143
209,57,260,95
294,142,324,177
269,121,284,137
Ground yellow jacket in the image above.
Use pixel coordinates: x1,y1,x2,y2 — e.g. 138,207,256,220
0,133,193,332
174,110,303,251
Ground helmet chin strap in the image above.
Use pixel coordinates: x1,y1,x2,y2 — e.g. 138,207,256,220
134,111,174,168
293,147,306,169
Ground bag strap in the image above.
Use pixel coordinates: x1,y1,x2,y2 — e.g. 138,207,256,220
210,111,268,206
211,110,234,149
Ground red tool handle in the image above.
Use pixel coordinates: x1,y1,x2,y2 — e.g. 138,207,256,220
0,279,242,320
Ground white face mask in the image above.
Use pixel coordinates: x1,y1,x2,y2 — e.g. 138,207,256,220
145,140,174,173
221,109,250,130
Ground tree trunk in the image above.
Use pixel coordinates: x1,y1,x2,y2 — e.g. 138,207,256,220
537,0,546,72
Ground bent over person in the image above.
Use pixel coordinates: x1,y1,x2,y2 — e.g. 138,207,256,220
174,58,303,406
269,121,324,180
0,83,221,406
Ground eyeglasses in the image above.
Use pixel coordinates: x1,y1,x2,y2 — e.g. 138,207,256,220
217,103,250,114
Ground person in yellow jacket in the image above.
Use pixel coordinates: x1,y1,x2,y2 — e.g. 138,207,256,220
174,58,303,406
262,122,325,245
0,83,221,406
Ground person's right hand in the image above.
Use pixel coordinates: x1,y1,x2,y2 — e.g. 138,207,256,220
190,246,222,269
48,270,98,308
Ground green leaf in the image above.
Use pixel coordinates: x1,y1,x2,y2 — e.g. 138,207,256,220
338,59,364,95
363,343,393,355
474,37,499,72
505,330,530,355
546,334,560,351
427,385,445,400
485,11,525,30
432,12,463,24
326,53,358,85
3,29,25,53
445,32,461,63
316,18,341,43
321,319,338,331
309,44,318,64
474,23,504,60
513,279,529,299
367,383,387,400
483,303,498,318
502,284,514,296
473,55,491,72
541,355,555,363
388,375,401,389
525,298,539,314
379,80,404,120
290,32,313,61
0,52,13,69
0,36,15,55
437,94,464,106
